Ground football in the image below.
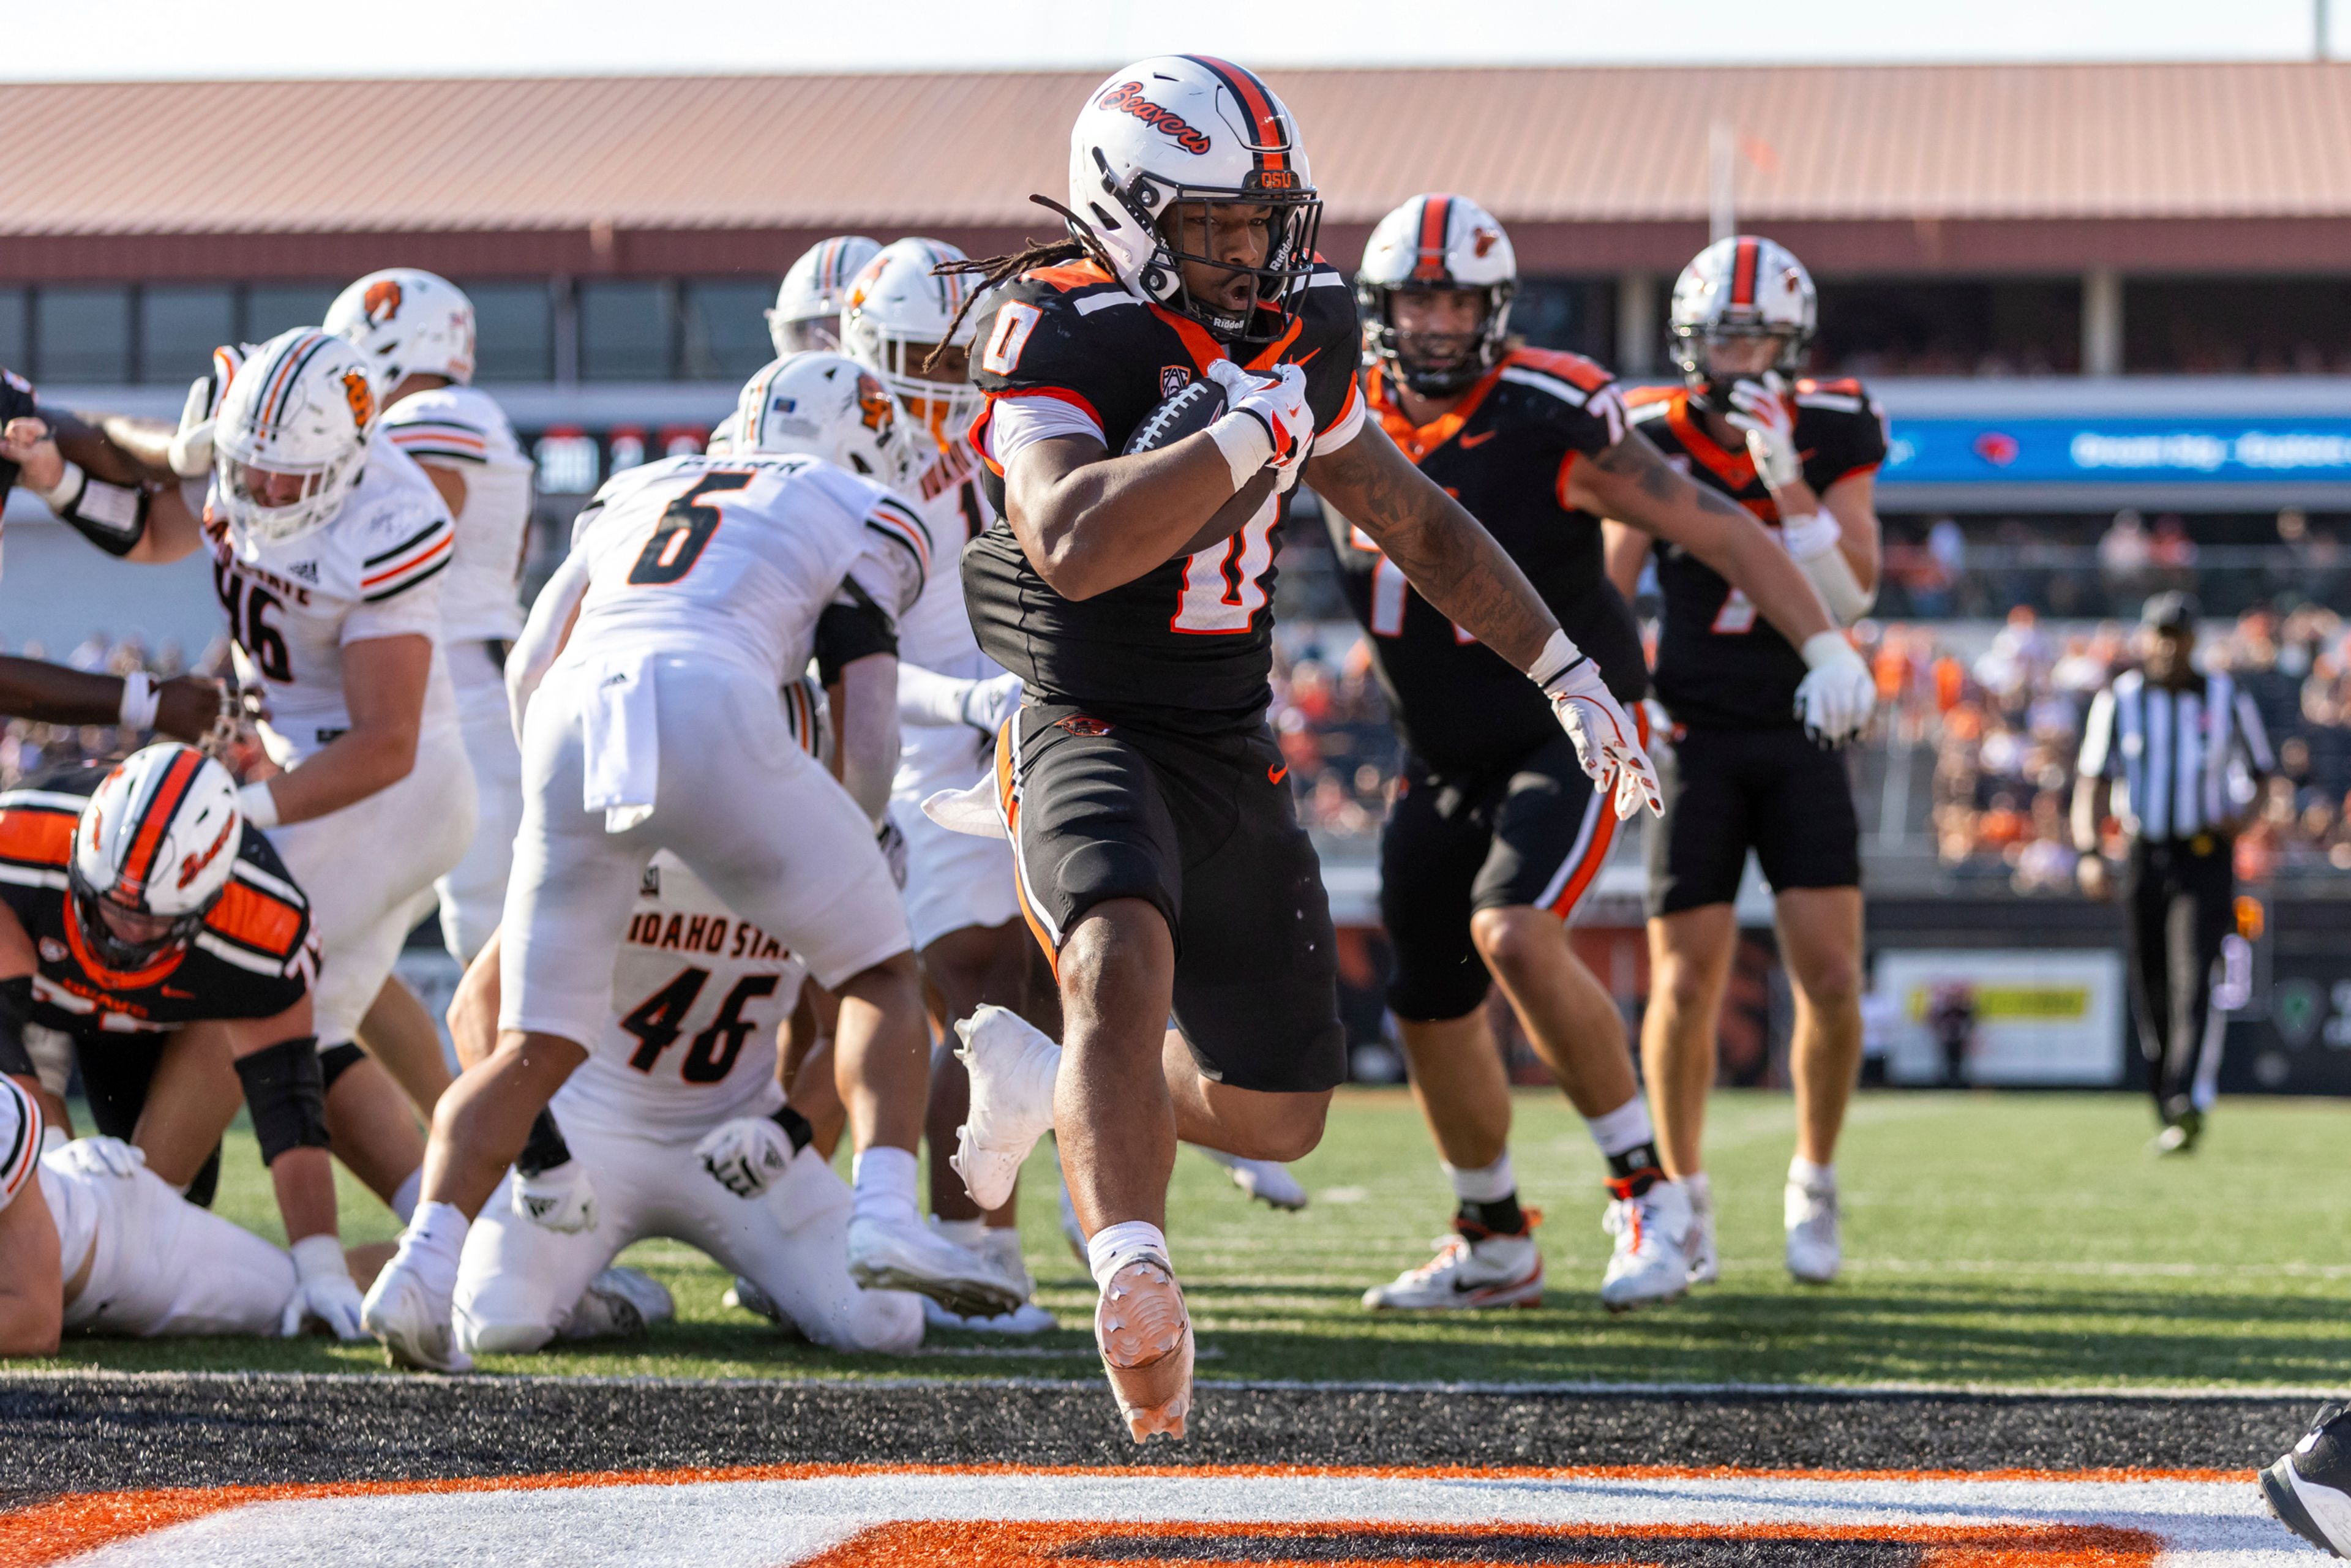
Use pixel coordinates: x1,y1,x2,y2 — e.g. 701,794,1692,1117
1121,375,1227,454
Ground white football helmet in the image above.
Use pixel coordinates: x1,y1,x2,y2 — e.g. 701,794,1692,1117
768,236,883,358
1670,236,1817,402
1066,55,1321,343
840,238,984,449
733,352,920,495
1356,193,1517,396
211,328,378,547
70,743,243,972
324,269,476,397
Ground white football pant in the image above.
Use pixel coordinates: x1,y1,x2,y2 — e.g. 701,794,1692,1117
890,727,1020,953
269,729,477,1051
435,641,522,966
452,1118,923,1356
52,1157,296,1337
501,657,909,1048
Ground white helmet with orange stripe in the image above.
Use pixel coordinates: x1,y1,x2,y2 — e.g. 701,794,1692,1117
768,236,883,357
69,743,244,973
324,269,478,397
839,238,984,449
1066,55,1322,344
211,328,378,547
1356,193,1518,397
1669,235,1817,404
732,352,920,496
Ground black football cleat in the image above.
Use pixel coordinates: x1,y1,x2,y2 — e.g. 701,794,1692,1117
2262,1401,2351,1557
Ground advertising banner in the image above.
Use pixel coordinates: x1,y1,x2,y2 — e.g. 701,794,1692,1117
1875,949,2127,1087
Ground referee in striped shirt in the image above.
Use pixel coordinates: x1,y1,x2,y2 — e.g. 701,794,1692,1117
2071,593,2273,1153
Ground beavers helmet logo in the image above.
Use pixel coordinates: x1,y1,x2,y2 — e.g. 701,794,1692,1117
855,371,895,434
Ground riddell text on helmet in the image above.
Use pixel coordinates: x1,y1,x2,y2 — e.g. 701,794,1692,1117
1094,81,1211,154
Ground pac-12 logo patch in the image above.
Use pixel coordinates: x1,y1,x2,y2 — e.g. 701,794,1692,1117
39,937,66,964
1160,366,1191,399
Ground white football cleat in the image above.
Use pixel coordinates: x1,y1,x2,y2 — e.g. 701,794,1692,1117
1194,1146,1310,1211
724,1275,784,1324
950,1005,1060,1212
1362,1225,1543,1311
1097,1254,1193,1442
849,1210,1025,1319
560,1267,673,1342
360,1250,471,1373
1684,1174,1720,1286
1599,1179,1692,1313
1785,1171,1842,1285
921,1224,1059,1333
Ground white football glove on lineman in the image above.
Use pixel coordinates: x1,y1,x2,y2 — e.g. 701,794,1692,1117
696,1116,796,1199
1531,632,1661,820
1725,373,1801,492
1204,359,1314,489
958,671,1025,738
1794,632,1878,746
51,1135,144,1180
284,1233,369,1341
512,1160,598,1234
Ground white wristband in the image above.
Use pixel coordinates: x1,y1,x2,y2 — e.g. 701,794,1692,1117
1524,626,1587,691
1778,511,1842,562
1204,411,1274,491
36,459,86,514
289,1232,347,1281
238,781,280,829
1800,630,1859,671
117,672,159,730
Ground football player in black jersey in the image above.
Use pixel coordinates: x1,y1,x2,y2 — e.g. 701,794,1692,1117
1338,196,1875,1317
0,744,416,1338
936,56,1696,1441
1603,235,1885,1289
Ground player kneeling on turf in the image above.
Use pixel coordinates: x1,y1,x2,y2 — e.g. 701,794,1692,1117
363,351,1010,1371
438,853,921,1359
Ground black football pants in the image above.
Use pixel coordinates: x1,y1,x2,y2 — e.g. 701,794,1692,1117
2122,836,2234,1124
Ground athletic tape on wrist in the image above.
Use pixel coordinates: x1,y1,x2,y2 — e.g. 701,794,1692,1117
238,781,279,830
45,462,150,558
289,1232,347,1280
1205,411,1275,490
1526,628,1588,691
116,672,159,731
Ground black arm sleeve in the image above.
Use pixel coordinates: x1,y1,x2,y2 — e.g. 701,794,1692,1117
49,468,151,558
232,1037,330,1165
0,977,34,1080
812,593,898,686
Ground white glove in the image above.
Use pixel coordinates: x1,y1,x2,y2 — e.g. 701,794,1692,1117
1204,359,1314,484
1725,373,1801,492
696,1115,795,1199
1794,631,1877,746
283,1233,368,1341
52,1135,144,1180
959,671,1025,738
511,1160,598,1234
877,818,909,890
1537,646,1662,820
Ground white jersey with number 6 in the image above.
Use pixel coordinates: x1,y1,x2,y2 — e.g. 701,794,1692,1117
553,852,809,1140
560,451,931,688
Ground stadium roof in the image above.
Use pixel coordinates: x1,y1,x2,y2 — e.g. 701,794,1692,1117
9,62,2351,279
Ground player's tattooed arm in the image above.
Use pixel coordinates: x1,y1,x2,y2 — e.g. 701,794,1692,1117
1306,424,1559,673
1573,430,1838,649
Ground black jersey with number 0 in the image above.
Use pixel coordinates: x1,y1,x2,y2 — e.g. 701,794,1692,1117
966,257,1365,735
1627,380,1886,732
0,764,315,1036
1328,350,1646,777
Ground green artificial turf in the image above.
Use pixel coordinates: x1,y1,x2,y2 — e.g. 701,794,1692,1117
24,1089,2351,1389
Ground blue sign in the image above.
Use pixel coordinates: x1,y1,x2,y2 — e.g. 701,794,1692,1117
1881,418,2351,485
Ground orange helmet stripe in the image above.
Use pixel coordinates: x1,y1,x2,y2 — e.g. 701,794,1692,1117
1730,237,1760,309
1188,56,1289,174
1412,194,1452,282
116,748,203,895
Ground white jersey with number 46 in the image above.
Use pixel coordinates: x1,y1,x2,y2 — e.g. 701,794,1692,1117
552,852,809,1139
560,452,932,687
206,430,460,768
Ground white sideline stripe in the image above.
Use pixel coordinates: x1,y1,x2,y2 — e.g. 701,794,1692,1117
0,1368,2333,1399
60,1472,2295,1568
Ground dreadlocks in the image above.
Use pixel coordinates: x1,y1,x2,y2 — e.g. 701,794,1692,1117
923,196,1114,372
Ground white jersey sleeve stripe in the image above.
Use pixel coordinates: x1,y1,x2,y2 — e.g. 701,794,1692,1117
0,1076,39,1212
864,498,932,584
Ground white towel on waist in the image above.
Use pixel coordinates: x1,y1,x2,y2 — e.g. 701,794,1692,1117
580,654,658,833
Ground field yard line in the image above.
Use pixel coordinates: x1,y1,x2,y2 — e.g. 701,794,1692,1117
1,1369,2334,1398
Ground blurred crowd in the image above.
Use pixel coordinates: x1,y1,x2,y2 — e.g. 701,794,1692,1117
1899,606,2351,891
0,632,219,786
